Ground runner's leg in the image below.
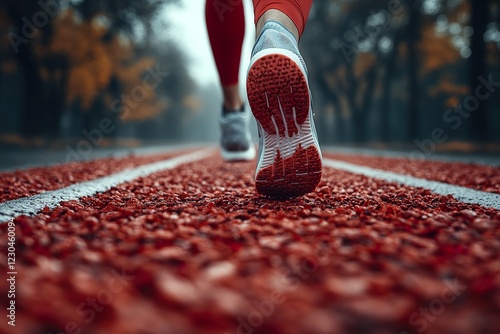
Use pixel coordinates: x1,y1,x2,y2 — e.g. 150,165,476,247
205,0,246,110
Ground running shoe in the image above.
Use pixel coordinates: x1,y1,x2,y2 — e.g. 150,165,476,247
246,21,322,198
219,105,256,161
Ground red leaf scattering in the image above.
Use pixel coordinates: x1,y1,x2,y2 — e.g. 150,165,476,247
1,156,499,334
0,149,196,203
325,153,500,194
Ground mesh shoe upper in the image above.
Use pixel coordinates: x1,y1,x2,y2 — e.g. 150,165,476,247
219,109,252,152
251,20,307,73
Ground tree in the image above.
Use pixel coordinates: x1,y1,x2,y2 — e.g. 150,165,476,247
0,0,192,141
303,0,407,143
468,0,489,142
407,0,421,140
3,0,62,137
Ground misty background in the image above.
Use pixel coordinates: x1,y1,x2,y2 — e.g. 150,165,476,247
0,0,499,153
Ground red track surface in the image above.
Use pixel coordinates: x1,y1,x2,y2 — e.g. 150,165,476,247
1,155,499,334
0,149,195,203
325,153,500,194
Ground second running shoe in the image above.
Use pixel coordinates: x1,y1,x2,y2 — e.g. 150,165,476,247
219,105,256,162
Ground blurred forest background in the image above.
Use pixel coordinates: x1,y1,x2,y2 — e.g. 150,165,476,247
0,0,499,151
303,0,500,149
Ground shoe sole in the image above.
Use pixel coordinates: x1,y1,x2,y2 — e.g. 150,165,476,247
247,48,322,198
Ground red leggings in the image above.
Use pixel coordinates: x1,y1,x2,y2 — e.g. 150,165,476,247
205,0,312,86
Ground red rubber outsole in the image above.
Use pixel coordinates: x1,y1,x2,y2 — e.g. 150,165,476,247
247,53,322,198
247,54,309,137
255,144,322,198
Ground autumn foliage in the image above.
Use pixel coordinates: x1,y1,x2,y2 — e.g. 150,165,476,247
39,10,164,119
0,0,189,139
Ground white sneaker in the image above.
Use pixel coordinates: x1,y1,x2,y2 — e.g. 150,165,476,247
219,105,256,161
246,21,322,198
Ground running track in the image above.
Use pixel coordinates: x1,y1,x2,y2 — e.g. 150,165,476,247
1,146,499,334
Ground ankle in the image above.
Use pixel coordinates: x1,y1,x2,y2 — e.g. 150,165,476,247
222,85,243,110
223,100,243,111
222,103,244,116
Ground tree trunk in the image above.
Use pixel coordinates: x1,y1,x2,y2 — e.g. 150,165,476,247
345,65,377,144
7,1,54,138
379,32,401,143
19,51,44,137
407,1,421,141
468,0,489,142
44,56,68,139
316,73,345,143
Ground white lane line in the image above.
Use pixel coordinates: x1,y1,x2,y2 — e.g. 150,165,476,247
0,148,215,222
324,159,500,210
322,147,500,167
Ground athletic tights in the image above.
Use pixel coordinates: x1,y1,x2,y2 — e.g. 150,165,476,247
205,0,313,86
